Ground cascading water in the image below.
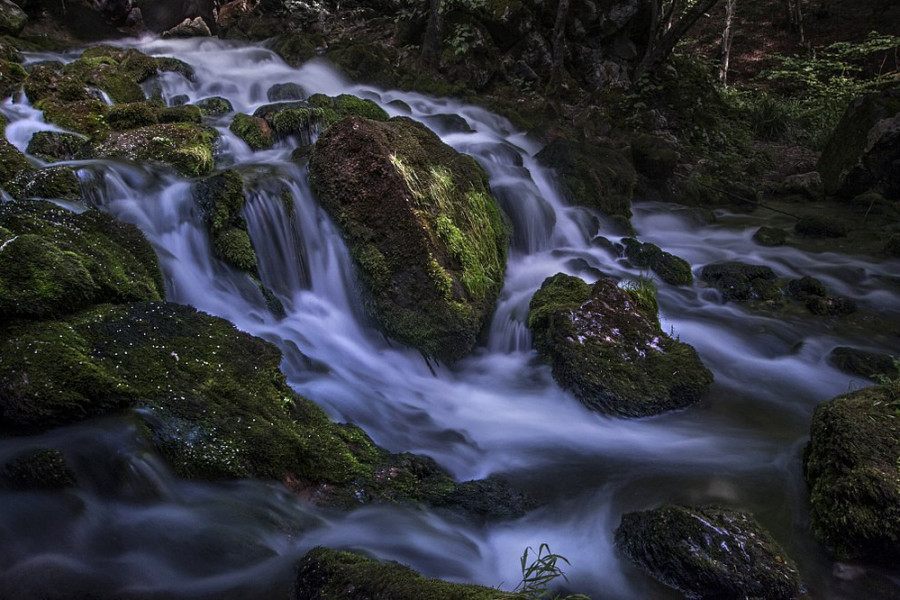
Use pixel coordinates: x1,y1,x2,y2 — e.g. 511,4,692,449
2,36,899,599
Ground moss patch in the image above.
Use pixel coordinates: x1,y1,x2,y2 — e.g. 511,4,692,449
193,169,258,273
95,123,218,176
229,112,273,150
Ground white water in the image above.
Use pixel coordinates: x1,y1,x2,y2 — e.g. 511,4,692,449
2,37,899,599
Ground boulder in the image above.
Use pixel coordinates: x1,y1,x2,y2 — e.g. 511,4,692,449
615,505,802,600
162,16,212,38
828,347,899,381
0,0,27,36
753,226,786,246
266,82,306,102
0,448,76,490
818,91,900,200
229,112,274,150
26,131,92,162
778,171,824,200
622,238,692,286
527,273,712,417
192,169,258,272
95,122,218,176
293,547,525,600
309,116,508,362
700,262,780,302
0,200,163,321
804,382,900,564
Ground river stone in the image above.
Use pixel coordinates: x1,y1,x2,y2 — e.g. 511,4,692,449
622,238,692,286
527,273,713,417
192,169,258,273
0,200,163,321
804,382,900,564
615,505,802,600
828,347,899,381
26,131,92,162
0,448,76,490
0,0,27,35
266,82,306,101
95,122,218,176
293,547,526,600
700,261,779,302
818,90,900,199
309,115,508,362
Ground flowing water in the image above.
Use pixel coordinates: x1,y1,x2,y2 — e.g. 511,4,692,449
2,37,899,599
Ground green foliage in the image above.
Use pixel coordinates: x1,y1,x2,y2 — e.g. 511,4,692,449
621,274,659,320
515,544,590,600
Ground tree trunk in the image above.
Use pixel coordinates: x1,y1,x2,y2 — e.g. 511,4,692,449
718,0,737,85
787,0,805,43
420,0,443,70
635,0,723,79
550,0,570,86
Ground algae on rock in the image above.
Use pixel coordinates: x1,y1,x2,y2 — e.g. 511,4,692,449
309,115,509,362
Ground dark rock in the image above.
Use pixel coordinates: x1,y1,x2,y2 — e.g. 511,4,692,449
630,134,680,181
0,0,27,35
778,171,824,200
806,295,857,316
795,215,849,238
26,131,91,162
700,262,778,302
161,16,212,38
293,547,525,600
753,226,786,246
622,238,692,286
266,82,306,102
422,113,474,134
1,448,76,490
527,273,713,417
828,347,899,381
804,383,900,564
786,276,828,300
194,95,233,116
309,116,508,362
615,505,802,600
818,91,900,199
0,200,163,322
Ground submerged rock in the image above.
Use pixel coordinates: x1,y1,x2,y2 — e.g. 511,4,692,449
0,200,163,321
0,448,76,491
615,505,802,600
293,547,525,600
527,273,712,417
309,115,508,362
804,382,900,564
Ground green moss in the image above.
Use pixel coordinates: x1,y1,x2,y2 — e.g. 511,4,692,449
700,262,778,302
0,59,26,98
18,166,82,200
804,383,900,564
0,137,33,197
192,170,259,274
622,238,692,286
26,131,91,162
294,547,526,600
194,96,233,116
0,448,76,490
96,123,219,176
528,273,713,417
213,227,257,271
229,112,273,150
158,104,202,124
37,99,109,140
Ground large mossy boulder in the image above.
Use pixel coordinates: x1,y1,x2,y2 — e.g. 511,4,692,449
536,138,636,230
293,547,526,600
0,0,27,36
527,273,712,417
309,115,508,362
95,122,218,176
804,382,900,565
0,200,163,321
818,91,900,200
615,505,802,600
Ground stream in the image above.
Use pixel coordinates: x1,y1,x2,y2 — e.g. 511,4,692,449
2,37,899,599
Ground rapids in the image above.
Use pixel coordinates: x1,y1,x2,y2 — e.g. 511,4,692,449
1,37,899,599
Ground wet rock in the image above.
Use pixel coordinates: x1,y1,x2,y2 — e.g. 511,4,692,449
0,136,34,197
786,276,828,300
193,169,258,273
266,82,306,102
615,505,802,600
804,382,900,564
422,113,474,134
795,215,849,238
293,547,525,600
753,226,786,246
828,347,899,381
0,0,27,36
16,165,82,201
194,95,233,116
805,295,857,316
0,58,26,99
26,131,92,162
630,133,680,181
0,200,163,321
309,116,508,362
778,171,824,200
536,138,635,229
622,238,692,286
105,101,160,130
95,122,218,176
0,448,76,490
527,273,712,417
700,261,779,302
818,91,900,199
229,112,274,150
161,16,212,38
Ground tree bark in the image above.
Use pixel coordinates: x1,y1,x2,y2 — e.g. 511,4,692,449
635,0,723,79
718,0,737,85
786,0,805,43
420,0,443,70
550,0,570,85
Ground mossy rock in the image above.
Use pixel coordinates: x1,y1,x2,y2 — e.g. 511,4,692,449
804,383,900,564
0,58,26,98
192,169,258,273
105,101,160,130
615,505,802,600
213,226,257,272
622,238,692,286
229,112,274,150
0,448,76,491
753,226,786,246
194,96,234,116
63,56,145,104
158,104,202,124
536,138,636,226
630,133,680,181
80,45,195,83
0,200,163,321
293,547,526,600
251,94,388,145
266,82,306,101
527,273,713,417
16,166,82,200
37,98,110,140
95,122,218,176
0,136,33,197
309,116,509,362
0,0,27,36
786,276,828,300
828,347,899,382
700,262,778,302
794,215,849,238
26,131,92,162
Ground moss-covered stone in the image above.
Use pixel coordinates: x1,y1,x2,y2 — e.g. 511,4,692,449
795,215,849,238
0,0,27,36
0,136,33,197
804,382,900,564
26,131,91,162
622,238,692,286
309,116,509,362
229,112,274,150
828,347,899,382
536,138,636,228
95,122,218,176
615,505,802,600
250,94,389,146
213,226,257,271
16,165,82,200
0,200,163,321
105,101,160,130
630,134,680,181
700,261,778,302
194,96,234,116
193,169,258,273
527,273,713,417
753,226,786,246
0,448,76,490
0,58,26,99
293,547,526,600
267,82,306,101
158,104,202,124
